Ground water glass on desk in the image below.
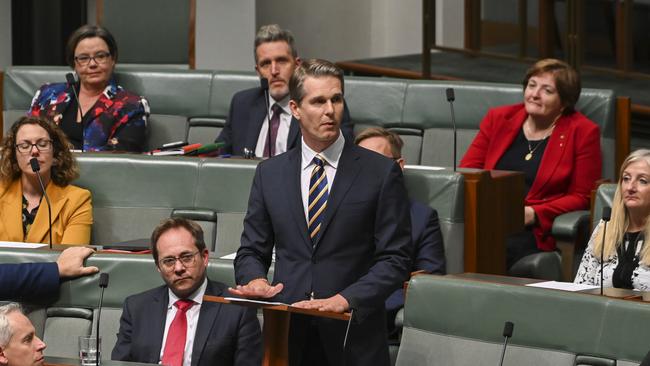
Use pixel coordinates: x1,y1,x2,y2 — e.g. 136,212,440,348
79,336,100,366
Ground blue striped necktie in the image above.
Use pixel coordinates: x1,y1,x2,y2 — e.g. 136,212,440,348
308,155,329,244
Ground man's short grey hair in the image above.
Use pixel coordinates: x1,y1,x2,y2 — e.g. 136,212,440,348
0,303,22,347
254,24,298,63
289,59,345,104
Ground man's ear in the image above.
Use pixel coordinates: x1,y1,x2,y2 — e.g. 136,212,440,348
0,346,9,366
289,100,301,121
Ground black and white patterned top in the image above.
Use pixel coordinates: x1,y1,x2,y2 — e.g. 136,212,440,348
574,220,650,290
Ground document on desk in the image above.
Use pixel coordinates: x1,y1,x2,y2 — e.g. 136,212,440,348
223,297,288,306
526,281,599,292
0,241,48,249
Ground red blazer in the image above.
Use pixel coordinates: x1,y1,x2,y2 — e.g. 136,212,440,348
460,103,602,251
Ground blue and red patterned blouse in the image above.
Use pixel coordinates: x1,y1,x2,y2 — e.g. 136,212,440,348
29,79,150,152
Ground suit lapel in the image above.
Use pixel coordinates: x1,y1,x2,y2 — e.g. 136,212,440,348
191,281,223,366
0,180,26,242
148,287,168,363
285,149,312,249
485,108,527,169
313,144,361,249
245,91,269,151
287,117,301,150
528,116,571,196
25,183,67,244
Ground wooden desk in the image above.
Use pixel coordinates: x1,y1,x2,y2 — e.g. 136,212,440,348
204,295,351,366
461,169,525,275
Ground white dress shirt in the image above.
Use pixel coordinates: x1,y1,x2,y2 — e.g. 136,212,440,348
159,278,208,366
300,132,345,223
254,95,292,157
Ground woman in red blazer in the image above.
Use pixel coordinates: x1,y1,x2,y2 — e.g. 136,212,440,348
460,59,602,268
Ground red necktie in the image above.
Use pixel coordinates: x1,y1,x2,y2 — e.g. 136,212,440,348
161,299,194,366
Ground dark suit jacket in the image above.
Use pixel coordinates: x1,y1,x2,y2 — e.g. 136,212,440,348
235,142,412,366
460,103,602,251
216,87,354,155
385,201,446,312
0,262,59,300
111,280,261,366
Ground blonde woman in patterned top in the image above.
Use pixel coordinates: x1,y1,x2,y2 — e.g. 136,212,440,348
574,149,650,290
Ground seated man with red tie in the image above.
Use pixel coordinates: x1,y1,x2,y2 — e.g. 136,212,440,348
111,218,261,366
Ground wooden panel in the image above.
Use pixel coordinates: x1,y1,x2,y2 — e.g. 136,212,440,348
0,71,3,139
189,0,196,69
464,0,480,52
462,169,525,275
616,96,631,179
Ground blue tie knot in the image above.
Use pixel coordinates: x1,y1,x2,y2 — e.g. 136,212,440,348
313,155,325,167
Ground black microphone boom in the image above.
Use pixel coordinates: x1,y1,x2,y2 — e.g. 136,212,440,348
29,158,53,249
260,77,273,158
600,206,612,296
96,273,109,366
445,88,458,171
498,321,514,366
65,73,84,121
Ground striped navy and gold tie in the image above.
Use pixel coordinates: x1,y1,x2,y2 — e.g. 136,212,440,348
308,155,329,244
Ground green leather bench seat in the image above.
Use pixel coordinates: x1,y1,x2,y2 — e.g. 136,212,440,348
3,66,617,179
74,154,258,257
72,153,466,273
397,275,648,365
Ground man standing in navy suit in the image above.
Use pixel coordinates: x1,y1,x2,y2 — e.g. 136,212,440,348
232,59,412,366
112,218,261,366
216,24,353,157
355,127,446,336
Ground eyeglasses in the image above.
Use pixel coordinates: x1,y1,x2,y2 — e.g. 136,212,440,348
15,139,53,154
158,251,200,271
74,51,111,66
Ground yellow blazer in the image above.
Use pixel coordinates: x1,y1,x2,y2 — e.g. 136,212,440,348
0,179,93,245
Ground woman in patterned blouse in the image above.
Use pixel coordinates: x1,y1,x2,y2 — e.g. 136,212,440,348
29,25,149,152
574,149,650,290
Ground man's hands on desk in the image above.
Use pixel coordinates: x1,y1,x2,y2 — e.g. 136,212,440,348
229,278,283,298
229,278,350,313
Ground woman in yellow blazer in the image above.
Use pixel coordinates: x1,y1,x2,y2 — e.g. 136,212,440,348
0,116,92,245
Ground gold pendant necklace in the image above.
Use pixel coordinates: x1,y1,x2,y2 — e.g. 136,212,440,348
524,119,557,161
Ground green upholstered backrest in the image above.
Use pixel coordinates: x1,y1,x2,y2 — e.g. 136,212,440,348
593,183,617,229
4,67,617,178
398,275,649,365
73,154,258,255
403,167,464,273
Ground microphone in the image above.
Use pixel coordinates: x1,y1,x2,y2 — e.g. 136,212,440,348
96,273,109,366
445,88,458,171
260,78,273,158
498,321,514,366
600,206,612,295
66,73,85,152
65,73,84,121
29,158,53,249
341,298,358,366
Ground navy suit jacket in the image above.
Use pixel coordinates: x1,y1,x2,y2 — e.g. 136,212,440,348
385,201,446,312
0,262,59,300
111,280,261,366
216,86,354,156
235,142,412,366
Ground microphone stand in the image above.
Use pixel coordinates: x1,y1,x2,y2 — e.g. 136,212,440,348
29,158,52,249
600,207,612,295
65,73,85,152
445,88,457,171
260,78,272,158
96,273,109,366
498,321,514,366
